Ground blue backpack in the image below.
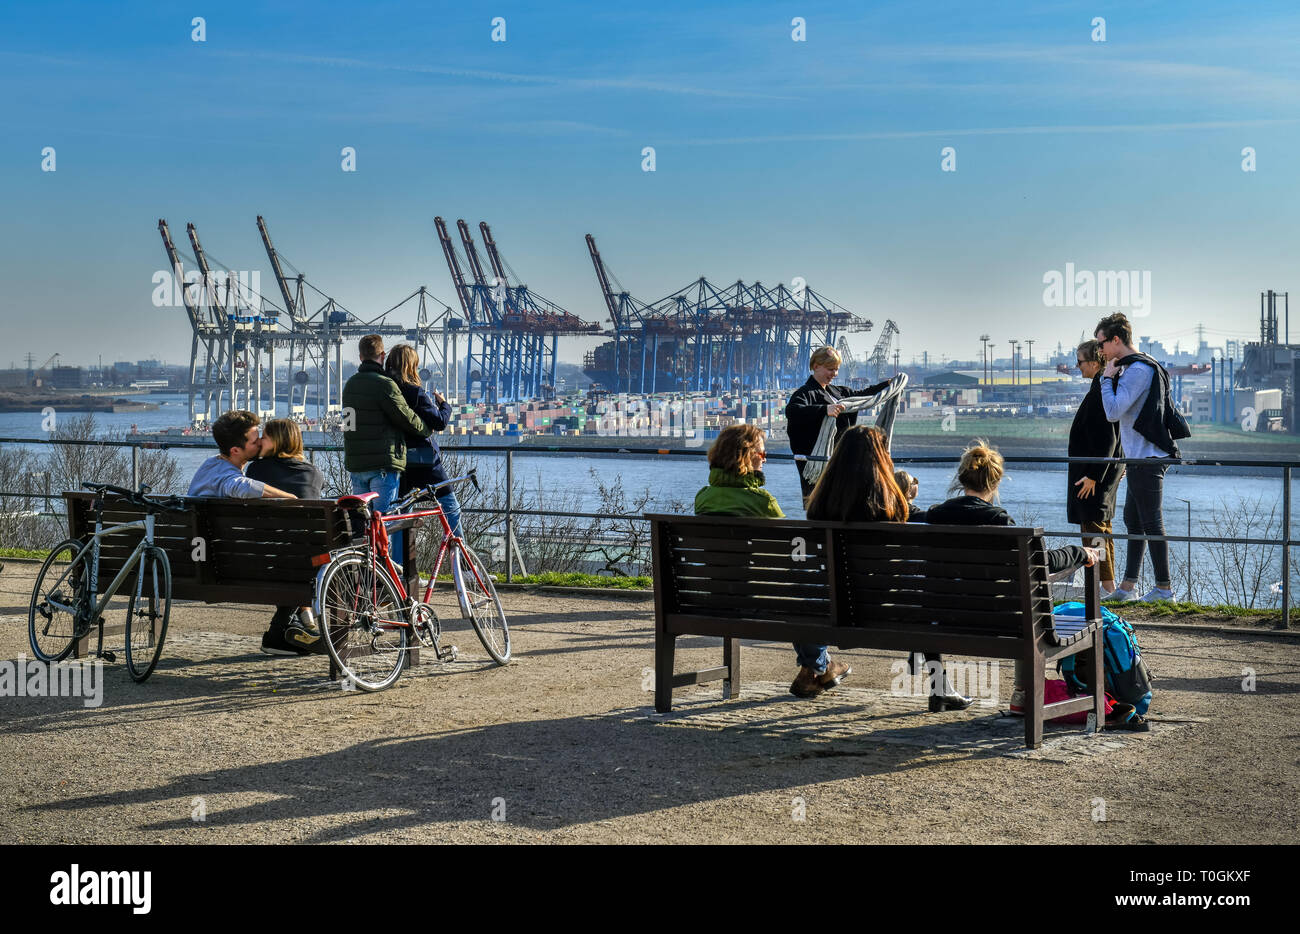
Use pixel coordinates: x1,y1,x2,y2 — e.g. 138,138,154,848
1054,602,1153,716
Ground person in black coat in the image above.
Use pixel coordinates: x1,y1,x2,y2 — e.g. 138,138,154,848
384,345,459,567
1067,339,1123,594
785,345,891,507
920,442,1100,715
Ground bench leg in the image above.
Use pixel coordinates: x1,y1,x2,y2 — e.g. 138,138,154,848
722,637,740,700
655,629,676,713
1024,646,1044,749
1091,627,1106,728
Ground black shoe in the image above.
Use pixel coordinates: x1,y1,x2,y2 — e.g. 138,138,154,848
261,622,327,656
929,692,975,712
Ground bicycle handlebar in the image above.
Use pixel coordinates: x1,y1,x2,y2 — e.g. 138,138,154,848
391,469,478,512
84,482,187,513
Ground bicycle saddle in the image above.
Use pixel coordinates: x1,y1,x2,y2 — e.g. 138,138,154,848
337,492,379,507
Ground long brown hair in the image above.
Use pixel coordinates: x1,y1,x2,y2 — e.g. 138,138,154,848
806,425,908,522
384,344,421,387
262,418,304,460
707,424,765,475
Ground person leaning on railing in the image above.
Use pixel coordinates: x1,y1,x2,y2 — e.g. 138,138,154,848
694,424,854,701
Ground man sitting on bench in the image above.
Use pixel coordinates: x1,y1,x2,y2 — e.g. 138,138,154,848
187,410,325,656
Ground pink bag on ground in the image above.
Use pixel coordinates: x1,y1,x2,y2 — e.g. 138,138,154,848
1044,679,1115,724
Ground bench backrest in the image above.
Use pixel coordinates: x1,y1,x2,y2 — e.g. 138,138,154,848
648,513,1055,643
65,492,360,605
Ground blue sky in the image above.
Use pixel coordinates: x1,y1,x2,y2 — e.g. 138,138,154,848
2,0,1297,369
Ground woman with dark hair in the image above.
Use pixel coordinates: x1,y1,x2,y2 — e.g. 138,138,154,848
804,427,976,710
383,344,457,567
1068,339,1123,595
924,441,1100,715
695,425,853,699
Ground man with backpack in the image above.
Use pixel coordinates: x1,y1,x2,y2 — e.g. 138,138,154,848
1094,312,1191,603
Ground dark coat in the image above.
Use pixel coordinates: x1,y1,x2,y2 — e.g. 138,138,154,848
245,456,324,499
784,375,892,457
1067,375,1123,524
922,495,1087,576
394,381,452,492
341,361,431,473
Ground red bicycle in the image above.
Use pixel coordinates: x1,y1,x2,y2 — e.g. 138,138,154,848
314,471,510,691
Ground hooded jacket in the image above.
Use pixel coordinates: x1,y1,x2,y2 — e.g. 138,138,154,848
694,469,785,518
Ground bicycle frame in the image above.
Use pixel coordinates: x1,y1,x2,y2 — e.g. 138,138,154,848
43,511,158,653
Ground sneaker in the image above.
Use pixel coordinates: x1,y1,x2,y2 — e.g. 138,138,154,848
1108,588,1136,602
1008,687,1026,717
293,608,321,636
261,622,327,656
817,660,851,692
1139,587,1177,603
790,666,825,699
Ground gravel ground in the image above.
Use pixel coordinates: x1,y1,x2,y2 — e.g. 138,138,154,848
0,561,1296,844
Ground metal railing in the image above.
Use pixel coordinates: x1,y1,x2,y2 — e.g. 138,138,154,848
1,435,1297,624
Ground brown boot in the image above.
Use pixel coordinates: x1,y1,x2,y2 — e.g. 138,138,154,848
818,659,851,692
790,666,825,698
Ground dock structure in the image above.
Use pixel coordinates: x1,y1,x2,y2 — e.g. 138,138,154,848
584,233,874,395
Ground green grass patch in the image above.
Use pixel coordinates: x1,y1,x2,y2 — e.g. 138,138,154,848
0,546,51,560
1102,598,1279,619
512,571,653,590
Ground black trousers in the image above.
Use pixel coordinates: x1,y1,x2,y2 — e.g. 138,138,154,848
1122,460,1171,585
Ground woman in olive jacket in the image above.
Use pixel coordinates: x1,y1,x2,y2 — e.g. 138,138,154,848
1067,339,1123,594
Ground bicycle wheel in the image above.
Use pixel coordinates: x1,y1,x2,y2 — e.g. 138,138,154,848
318,552,408,691
29,538,92,663
452,543,510,664
125,547,172,682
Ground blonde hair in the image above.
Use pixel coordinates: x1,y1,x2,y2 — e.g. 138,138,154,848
384,344,421,387
262,418,304,460
951,440,1003,496
809,345,841,370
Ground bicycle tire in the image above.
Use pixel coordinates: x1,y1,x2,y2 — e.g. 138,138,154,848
452,543,511,664
28,538,93,663
125,547,172,682
318,552,408,691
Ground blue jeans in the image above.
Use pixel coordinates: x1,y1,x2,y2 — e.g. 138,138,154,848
351,469,403,563
794,643,828,672
435,490,462,538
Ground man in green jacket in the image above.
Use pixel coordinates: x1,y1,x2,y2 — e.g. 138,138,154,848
343,334,433,515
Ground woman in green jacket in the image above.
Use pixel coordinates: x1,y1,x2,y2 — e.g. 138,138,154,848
694,425,851,699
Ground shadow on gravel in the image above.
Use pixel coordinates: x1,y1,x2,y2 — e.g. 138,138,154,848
21,707,932,839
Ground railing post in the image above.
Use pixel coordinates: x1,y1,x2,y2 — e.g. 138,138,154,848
131,445,141,491
1284,466,1292,628
505,449,514,582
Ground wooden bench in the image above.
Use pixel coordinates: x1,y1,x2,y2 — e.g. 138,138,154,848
64,491,425,677
647,513,1105,748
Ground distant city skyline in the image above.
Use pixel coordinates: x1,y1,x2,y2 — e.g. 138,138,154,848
1,1,1293,370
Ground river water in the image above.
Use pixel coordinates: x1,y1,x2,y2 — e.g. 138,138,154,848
2,394,1295,606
